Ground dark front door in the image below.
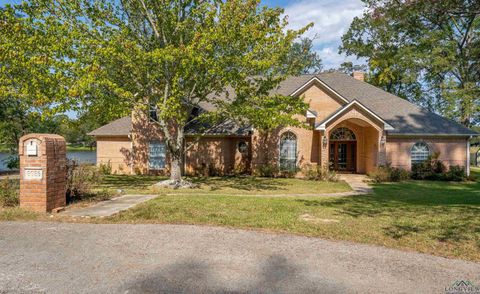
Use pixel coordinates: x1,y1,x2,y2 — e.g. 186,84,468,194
329,141,356,172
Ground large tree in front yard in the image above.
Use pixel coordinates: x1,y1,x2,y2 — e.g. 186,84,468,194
12,0,311,185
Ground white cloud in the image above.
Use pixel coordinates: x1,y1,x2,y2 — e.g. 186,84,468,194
283,0,365,69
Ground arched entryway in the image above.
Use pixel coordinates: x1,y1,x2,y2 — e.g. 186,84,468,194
329,127,357,172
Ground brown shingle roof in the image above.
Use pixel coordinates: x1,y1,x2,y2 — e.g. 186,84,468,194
87,117,132,136
89,73,477,136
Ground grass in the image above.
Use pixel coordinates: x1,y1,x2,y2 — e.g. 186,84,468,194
98,175,352,195
66,144,96,151
1,168,479,261
105,167,480,261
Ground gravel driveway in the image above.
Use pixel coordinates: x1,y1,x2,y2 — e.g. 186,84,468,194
0,222,478,293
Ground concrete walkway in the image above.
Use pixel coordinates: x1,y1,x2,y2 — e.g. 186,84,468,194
339,173,373,194
61,194,157,217
1,222,478,293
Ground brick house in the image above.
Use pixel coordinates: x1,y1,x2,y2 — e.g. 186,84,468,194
88,72,477,176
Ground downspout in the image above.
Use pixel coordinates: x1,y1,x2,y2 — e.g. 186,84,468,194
467,136,471,177
183,139,186,176
128,133,133,174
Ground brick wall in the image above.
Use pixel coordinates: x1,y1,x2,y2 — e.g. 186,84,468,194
386,137,468,170
19,134,66,212
96,136,133,174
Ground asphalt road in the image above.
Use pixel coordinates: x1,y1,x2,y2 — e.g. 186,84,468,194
0,222,478,293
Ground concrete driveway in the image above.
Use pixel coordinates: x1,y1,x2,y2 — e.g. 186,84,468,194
0,222,478,294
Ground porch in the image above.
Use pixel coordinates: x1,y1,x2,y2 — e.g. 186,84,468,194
316,101,389,174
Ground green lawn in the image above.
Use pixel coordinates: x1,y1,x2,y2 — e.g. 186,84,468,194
98,175,352,195
66,145,96,151
106,168,480,261
2,169,479,261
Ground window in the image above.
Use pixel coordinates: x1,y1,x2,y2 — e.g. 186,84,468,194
149,104,158,122
149,142,166,169
279,132,297,171
329,127,356,141
238,141,248,154
411,142,429,164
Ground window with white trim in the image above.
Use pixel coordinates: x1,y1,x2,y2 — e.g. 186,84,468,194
149,141,166,169
279,132,297,171
411,142,430,164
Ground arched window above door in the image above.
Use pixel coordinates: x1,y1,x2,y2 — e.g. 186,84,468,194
329,127,356,141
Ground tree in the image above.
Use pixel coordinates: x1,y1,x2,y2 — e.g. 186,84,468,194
12,0,312,185
284,38,322,74
340,0,480,127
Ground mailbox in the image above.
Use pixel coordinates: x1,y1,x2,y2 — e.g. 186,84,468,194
26,140,38,156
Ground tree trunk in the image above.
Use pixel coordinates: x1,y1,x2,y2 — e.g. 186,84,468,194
153,127,196,189
170,153,182,182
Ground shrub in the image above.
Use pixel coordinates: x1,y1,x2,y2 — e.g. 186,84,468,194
278,168,298,178
411,152,447,180
407,153,467,182
368,164,409,183
256,164,279,178
98,161,112,175
302,164,339,182
0,178,19,207
445,165,466,182
66,159,104,203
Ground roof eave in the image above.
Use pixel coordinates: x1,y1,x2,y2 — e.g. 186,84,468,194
315,100,394,131
289,76,349,104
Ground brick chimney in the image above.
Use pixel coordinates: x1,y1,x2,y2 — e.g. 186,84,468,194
352,71,365,81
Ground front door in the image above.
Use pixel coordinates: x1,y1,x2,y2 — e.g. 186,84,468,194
329,141,356,172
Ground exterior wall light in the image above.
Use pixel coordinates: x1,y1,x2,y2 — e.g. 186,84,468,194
322,136,328,147
380,135,386,145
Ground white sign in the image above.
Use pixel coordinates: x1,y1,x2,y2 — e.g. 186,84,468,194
26,141,38,156
25,169,43,180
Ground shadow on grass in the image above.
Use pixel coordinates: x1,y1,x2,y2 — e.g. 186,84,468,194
99,175,165,191
191,176,288,192
295,179,480,244
99,175,290,193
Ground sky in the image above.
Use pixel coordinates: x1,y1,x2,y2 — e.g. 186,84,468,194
263,0,366,69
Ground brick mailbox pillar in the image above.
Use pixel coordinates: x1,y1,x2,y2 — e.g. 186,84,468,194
19,134,67,212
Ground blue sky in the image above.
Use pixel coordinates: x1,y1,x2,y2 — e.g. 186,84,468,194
3,0,365,69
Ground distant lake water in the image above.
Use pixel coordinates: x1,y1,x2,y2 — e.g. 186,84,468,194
0,151,96,171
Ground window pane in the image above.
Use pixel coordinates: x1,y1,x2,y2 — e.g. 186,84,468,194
279,132,297,171
149,142,166,169
411,142,429,164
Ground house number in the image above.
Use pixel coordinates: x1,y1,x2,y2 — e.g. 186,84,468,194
25,169,43,180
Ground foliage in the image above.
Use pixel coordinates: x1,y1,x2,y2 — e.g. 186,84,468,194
0,178,19,207
410,153,467,181
368,164,410,183
2,155,19,170
302,164,339,182
284,38,322,74
341,0,480,126
8,0,314,183
256,164,280,178
446,165,467,182
98,161,112,175
66,159,104,203
411,153,447,180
